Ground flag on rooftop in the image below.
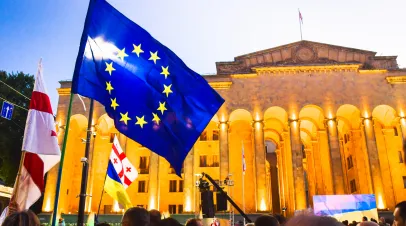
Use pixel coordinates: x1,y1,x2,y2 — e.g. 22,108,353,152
299,10,303,24
71,0,224,175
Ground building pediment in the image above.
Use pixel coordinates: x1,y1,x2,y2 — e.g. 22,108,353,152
216,40,398,75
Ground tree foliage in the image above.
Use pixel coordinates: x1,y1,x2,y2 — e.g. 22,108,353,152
0,71,34,186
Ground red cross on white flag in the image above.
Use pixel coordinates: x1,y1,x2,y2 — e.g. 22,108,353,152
110,135,138,189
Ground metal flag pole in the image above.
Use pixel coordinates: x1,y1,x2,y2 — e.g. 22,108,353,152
51,93,74,226
77,99,95,226
7,151,26,215
242,141,246,226
53,0,96,224
298,8,303,41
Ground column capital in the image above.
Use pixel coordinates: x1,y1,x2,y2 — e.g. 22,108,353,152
251,120,264,128
288,118,300,124
324,117,337,127
218,120,229,129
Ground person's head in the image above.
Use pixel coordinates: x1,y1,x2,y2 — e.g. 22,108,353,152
96,223,110,226
273,214,287,225
370,218,377,223
379,217,386,224
185,218,203,226
358,222,379,226
394,201,406,226
362,217,368,222
2,210,40,226
255,215,280,226
58,218,63,223
158,217,182,226
342,220,349,226
122,207,150,226
285,215,343,226
149,209,161,226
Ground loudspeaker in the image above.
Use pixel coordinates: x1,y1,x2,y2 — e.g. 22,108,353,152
216,192,227,211
201,191,215,218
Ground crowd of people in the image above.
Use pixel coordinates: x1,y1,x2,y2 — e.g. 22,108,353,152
1,201,405,226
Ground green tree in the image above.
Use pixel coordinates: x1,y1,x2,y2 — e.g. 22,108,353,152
0,71,34,186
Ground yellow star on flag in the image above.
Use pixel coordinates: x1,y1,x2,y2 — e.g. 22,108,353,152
106,81,114,94
117,48,129,61
135,116,148,128
149,51,160,64
120,112,131,125
162,84,173,97
157,102,167,115
132,43,144,57
152,113,161,125
110,98,119,110
105,62,116,75
160,66,170,79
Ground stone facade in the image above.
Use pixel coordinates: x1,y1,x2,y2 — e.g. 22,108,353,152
43,40,406,217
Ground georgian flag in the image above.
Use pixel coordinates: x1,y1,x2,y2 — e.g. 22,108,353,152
13,59,60,211
110,135,138,189
299,10,303,24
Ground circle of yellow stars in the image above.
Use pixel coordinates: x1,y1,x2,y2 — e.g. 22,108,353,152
105,43,173,129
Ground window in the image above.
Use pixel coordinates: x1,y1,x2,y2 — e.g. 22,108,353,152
169,180,177,192
394,127,399,136
347,156,354,170
212,130,219,141
199,155,219,167
350,179,357,193
178,205,183,214
138,180,147,193
344,134,348,144
168,205,177,214
399,151,404,163
110,133,118,143
139,156,149,174
200,131,207,141
179,180,184,192
403,176,406,189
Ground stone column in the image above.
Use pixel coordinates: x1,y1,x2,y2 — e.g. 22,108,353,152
275,148,285,212
183,148,194,212
380,128,397,209
325,119,346,194
219,121,229,181
304,149,316,207
282,131,294,216
288,119,307,210
148,153,160,210
253,120,268,211
362,118,386,209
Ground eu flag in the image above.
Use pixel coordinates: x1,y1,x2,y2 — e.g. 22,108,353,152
71,0,224,175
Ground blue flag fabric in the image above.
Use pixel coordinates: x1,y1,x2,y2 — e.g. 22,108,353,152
71,0,224,175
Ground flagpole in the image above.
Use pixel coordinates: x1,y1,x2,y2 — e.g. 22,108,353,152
8,151,26,215
51,93,74,226
241,140,245,226
242,171,245,226
77,99,95,226
96,173,108,220
51,0,96,224
298,8,303,40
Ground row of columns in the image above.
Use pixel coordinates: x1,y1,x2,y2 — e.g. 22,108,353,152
48,113,405,215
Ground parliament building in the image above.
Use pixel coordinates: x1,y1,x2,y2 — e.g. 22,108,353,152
43,40,406,217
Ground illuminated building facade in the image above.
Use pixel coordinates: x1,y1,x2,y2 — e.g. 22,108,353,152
43,41,406,216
